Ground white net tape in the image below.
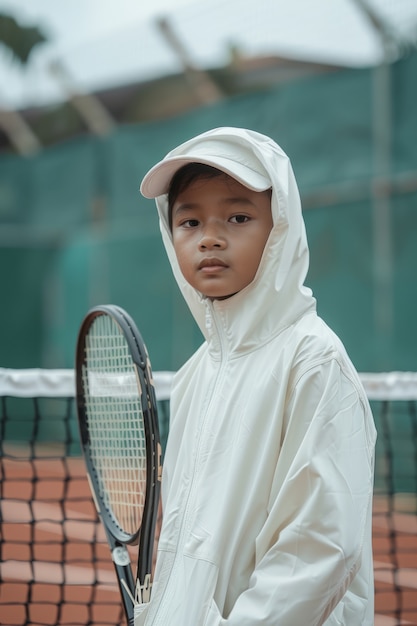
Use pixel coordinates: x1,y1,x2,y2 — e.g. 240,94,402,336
0,368,174,401
359,372,417,400
1,369,417,401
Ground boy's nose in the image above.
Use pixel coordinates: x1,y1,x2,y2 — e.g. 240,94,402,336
198,232,226,250
198,222,226,250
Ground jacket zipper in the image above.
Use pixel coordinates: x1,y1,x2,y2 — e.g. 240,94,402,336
153,303,227,625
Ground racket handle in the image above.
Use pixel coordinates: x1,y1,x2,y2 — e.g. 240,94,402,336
128,618,135,626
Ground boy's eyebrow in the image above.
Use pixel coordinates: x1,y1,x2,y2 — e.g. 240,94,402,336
224,197,257,206
172,202,199,216
173,196,257,214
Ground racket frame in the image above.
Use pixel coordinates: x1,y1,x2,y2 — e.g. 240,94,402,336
75,304,161,623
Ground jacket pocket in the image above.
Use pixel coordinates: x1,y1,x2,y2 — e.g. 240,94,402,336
180,555,220,625
203,597,222,626
151,551,220,625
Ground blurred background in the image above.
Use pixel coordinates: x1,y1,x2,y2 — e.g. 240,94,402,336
0,0,416,373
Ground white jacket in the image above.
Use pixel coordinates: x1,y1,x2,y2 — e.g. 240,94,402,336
136,128,377,626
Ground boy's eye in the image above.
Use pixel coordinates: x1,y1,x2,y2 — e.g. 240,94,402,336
181,218,199,228
230,215,250,224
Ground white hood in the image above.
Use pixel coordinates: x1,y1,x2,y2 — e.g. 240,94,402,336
145,127,316,350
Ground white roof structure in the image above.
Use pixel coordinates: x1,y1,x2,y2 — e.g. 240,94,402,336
0,0,417,109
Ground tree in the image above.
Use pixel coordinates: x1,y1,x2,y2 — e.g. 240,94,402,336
0,12,47,65
0,13,47,154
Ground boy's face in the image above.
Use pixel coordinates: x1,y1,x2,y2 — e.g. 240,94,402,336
171,174,273,300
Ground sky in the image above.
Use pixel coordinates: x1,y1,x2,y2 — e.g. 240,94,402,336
0,0,198,107
0,0,193,41
1,0,417,109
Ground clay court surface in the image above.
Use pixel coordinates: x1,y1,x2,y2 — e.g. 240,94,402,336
1,455,416,626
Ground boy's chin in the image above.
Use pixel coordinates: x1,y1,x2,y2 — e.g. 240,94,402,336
208,292,238,301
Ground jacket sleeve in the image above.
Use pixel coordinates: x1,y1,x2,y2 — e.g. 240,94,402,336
209,360,376,626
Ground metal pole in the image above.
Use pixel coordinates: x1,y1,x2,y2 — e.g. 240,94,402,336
352,0,397,367
156,17,224,105
372,59,393,363
0,106,42,155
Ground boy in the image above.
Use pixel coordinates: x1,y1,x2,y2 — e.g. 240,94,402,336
136,127,376,625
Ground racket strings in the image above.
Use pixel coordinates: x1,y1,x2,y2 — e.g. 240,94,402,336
82,314,148,537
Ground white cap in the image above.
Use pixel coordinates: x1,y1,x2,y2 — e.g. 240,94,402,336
140,135,271,198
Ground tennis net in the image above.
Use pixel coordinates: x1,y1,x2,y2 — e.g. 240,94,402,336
0,369,416,626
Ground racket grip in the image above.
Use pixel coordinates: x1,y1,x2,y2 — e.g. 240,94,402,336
128,618,135,626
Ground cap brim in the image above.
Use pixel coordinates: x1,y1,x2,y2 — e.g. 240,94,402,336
140,155,270,199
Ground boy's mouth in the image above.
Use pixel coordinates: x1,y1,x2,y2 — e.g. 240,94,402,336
198,257,228,272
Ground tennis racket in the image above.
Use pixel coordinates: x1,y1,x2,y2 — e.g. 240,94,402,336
75,304,162,626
